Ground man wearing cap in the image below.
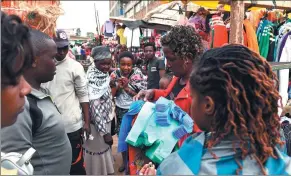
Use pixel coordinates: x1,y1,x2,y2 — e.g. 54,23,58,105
42,30,90,175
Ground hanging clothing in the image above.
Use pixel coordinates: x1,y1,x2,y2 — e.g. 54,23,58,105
278,36,291,107
277,32,291,61
116,28,126,45
210,25,228,48
188,14,206,32
209,15,228,48
157,132,291,175
143,29,153,37
274,22,291,61
257,19,275,59
103,20,114,34
243,19,260,54
123,27,141,48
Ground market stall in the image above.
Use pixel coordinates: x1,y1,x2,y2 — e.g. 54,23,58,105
109,17,172,59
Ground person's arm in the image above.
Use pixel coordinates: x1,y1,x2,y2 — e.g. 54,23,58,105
74,63,91,135
157,59,166,78
124,86,138,96
153,77,178,101
110,72,119,97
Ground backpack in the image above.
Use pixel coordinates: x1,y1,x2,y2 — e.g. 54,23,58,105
1,148,36,175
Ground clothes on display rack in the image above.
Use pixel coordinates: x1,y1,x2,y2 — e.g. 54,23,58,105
278,35,291,107
188,14,206,32
117,28,126,45
243,19,260,54
103,20,114,37
275,21,291,62
256,18,291,107
142,29,153,37
256,19,276,60
124,27,141,48
209,15,228,48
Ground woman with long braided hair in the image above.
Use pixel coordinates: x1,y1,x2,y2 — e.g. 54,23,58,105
139,45,291,175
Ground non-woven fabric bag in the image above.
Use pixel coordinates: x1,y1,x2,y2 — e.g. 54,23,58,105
1,147,36,175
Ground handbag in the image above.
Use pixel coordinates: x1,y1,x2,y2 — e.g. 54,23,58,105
1,147,36,175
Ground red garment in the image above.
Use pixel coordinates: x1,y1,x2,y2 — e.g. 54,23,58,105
211,25,228,48
85,48,91,56
153,76,201,147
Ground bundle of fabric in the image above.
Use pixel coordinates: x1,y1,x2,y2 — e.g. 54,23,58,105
118,97,194,174
1,1,64,37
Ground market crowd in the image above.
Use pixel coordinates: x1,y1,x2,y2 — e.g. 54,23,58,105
1,9,291,176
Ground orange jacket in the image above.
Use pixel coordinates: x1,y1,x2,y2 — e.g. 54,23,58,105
153,76,201,147
243,19,260,54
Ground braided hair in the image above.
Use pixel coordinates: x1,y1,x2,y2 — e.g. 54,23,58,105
1,11,34,86
190,44,283,174
160,25,204,63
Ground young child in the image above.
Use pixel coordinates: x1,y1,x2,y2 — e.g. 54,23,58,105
110,51,147,173
140,45,291,175
159,73,173,90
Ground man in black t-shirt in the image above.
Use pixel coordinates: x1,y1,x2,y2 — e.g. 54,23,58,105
144,42,166,89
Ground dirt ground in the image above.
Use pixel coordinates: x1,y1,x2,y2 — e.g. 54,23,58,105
112,135,125,175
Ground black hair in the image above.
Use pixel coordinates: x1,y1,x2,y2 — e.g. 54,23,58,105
1,11,34,86
144,42,156,51
118,51,134,63
190,44,282,174
161,25,203,63
29,29,53,56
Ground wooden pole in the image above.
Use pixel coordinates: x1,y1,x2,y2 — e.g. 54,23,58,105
229,0,245,44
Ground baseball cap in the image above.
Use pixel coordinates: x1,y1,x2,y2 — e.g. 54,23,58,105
53,30,69,48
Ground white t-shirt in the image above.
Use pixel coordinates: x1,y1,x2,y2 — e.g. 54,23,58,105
124,27,140,48
76,46,81,55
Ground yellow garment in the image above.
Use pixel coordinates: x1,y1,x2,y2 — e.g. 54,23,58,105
243,19,260,54
117,28,126,45
1,167,17,175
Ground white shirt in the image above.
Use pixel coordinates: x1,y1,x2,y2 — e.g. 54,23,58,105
124,27,140,48
76,46,81,55
279,36,291,107
42,57,89,133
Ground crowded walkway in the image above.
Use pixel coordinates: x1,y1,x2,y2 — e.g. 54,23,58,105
1,1,291,175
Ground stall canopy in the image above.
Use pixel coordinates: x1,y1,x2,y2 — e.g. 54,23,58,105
144,1,185,26
109,16,172,31
143,1,227,27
